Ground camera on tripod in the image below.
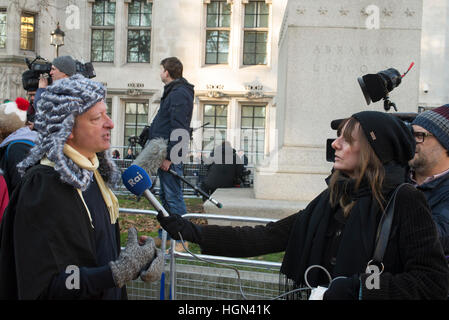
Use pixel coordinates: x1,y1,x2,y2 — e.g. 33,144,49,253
128,135,139,147
358,67,403,112
21,56,96,92
357,63,415,112
326,63,417,162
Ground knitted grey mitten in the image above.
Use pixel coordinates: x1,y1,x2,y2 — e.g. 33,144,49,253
109,227,156,288
140,248,164,282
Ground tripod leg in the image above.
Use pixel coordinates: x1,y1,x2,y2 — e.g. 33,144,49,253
168,169,223,208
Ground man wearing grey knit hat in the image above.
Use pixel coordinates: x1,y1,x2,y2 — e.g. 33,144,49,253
51,55,77,77
35,56,77,108
39,55,76,86
0,74,163,299
409,104,449,254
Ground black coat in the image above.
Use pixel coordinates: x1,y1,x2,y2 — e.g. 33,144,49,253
0,165,123,299
199,179,449,299
149,78,194,160
414,171,449,254
0,141,34,195
203,145,244,191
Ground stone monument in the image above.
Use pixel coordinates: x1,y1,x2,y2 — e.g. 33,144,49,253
254,0,423,201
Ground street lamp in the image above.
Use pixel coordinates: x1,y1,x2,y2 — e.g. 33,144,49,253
50,22,65,58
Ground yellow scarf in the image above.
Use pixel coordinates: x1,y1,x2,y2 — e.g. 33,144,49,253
41,145,119,225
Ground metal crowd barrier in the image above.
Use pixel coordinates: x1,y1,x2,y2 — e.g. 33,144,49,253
119,208,282,300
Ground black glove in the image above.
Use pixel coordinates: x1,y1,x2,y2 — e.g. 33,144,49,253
157,212,203,244
323,275,360,300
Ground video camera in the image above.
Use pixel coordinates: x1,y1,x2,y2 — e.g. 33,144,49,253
326,64,417,162
22,56,52,92
128,135,139,147
75,60,96,79
22,56,96,92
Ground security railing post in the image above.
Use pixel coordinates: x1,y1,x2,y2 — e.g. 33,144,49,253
118,208,282,300
160,230,168,300
169,239,176,300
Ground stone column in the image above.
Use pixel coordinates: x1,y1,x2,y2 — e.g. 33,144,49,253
254,0,423,201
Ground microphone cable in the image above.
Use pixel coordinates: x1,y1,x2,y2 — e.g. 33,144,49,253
176,232,249,300
174,234,338,300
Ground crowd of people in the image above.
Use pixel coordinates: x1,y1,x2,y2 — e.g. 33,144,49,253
0,53,448,300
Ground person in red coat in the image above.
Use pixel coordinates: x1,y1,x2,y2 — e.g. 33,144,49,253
0,172,8,223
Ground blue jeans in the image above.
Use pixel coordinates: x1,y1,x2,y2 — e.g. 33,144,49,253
158,163,187,240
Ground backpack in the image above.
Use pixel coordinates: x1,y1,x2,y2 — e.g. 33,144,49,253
0,140,35,193
3,140,35,161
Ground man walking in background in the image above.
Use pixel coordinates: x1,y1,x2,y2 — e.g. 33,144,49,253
147,57,194,251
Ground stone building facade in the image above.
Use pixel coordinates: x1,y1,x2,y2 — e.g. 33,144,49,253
2,0,449,202
0,0,286,164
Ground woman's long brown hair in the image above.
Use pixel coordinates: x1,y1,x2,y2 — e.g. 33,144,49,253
329,117,385,217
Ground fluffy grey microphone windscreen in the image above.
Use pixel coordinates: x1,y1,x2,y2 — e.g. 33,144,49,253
133,137,168,176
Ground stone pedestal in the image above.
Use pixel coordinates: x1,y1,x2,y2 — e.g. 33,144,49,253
255,0,423,201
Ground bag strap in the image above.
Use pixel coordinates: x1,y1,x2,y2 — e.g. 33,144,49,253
371,183,410,265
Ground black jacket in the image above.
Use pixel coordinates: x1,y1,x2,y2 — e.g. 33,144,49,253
199,178,449,299
414,172,449,254
0,127,38,195
0,142,32,195
203,144,244,191
149,77,194,161
0,165,125,299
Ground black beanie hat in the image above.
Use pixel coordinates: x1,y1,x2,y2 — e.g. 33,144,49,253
351,111,415,166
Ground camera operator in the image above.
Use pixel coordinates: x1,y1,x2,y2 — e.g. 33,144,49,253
200,141,244,197
408,105,449,255
35,55,77,106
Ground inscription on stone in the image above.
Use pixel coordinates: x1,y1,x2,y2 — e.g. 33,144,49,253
311,45,394,56
128,82,144,88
